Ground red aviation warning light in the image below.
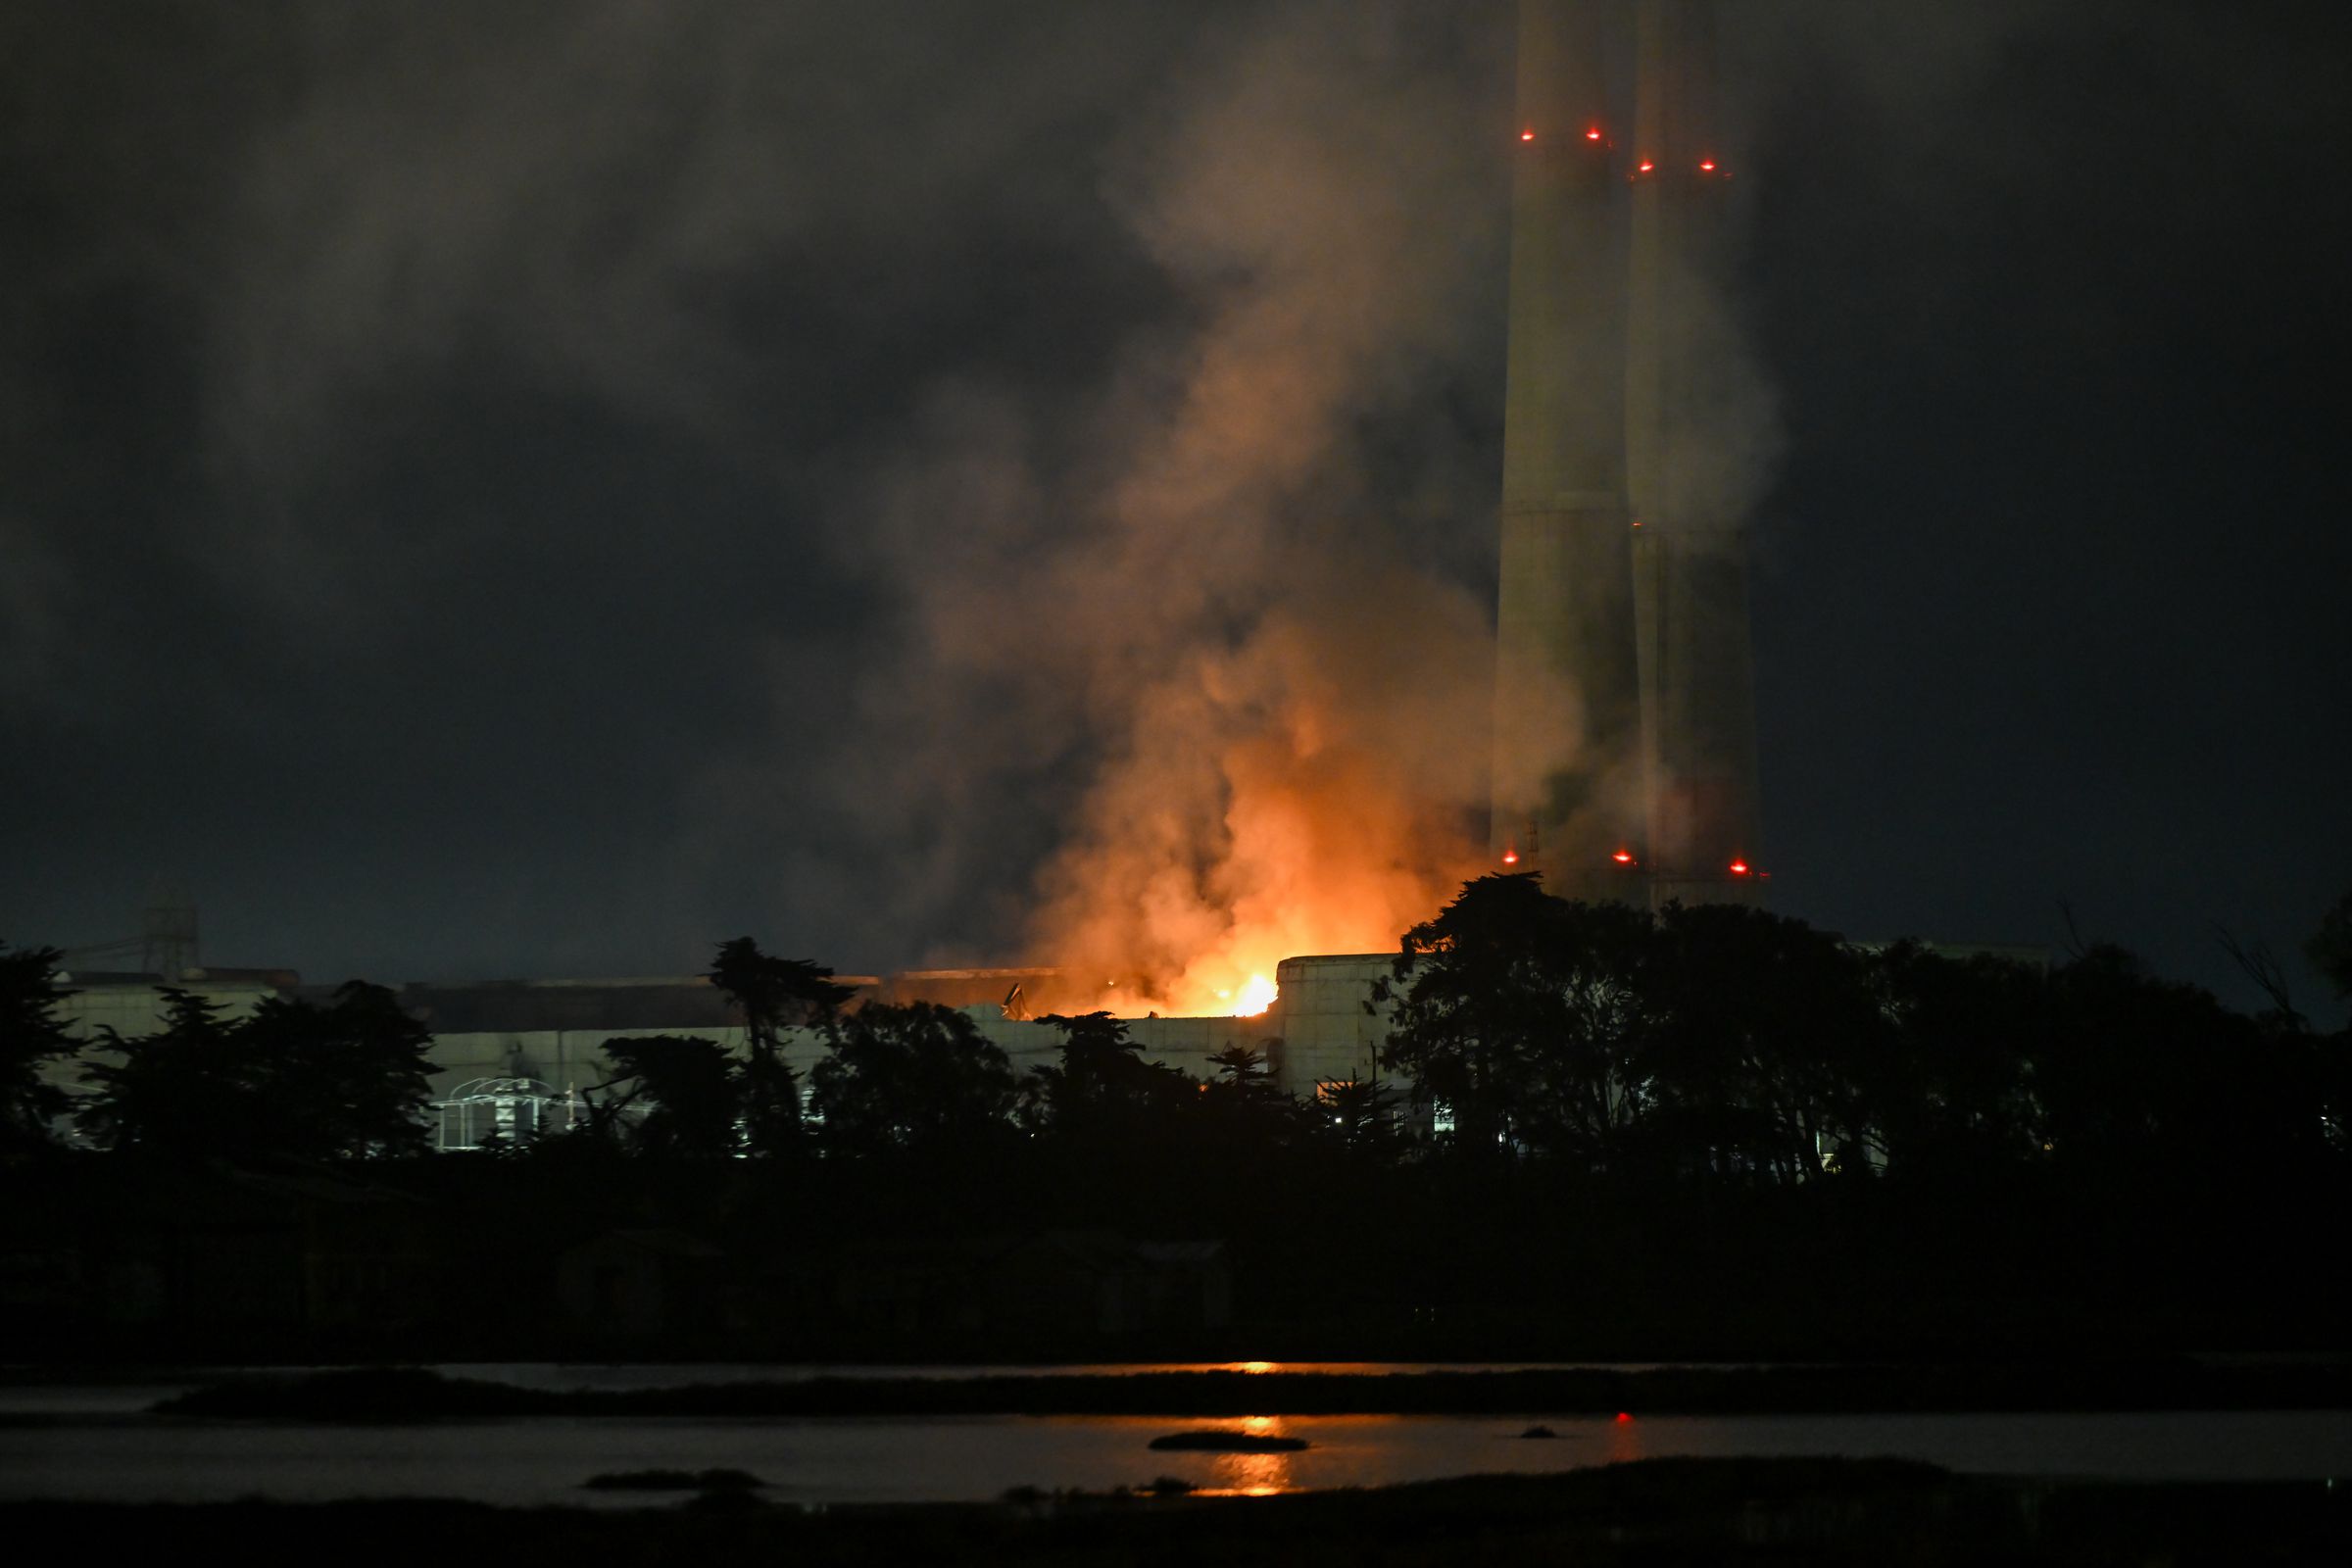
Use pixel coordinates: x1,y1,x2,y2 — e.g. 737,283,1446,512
1611,849,1637,866
1728,859,1752,876
1698,158,1717,172
1501,847,1521,866
1585,125,1602,142
1637,158,1655,174
1520,127,1536,142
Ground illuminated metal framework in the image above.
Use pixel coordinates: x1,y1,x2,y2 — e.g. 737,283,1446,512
434,1076,579,1151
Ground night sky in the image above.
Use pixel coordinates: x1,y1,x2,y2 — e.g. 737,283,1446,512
4,0,2347,1017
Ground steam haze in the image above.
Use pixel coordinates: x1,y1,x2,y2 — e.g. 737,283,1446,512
2,1,2347,1016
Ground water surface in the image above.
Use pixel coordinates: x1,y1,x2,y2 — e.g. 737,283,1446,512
4,1407,2346,1505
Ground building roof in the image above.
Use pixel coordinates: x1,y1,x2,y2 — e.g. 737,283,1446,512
396,980,744,1035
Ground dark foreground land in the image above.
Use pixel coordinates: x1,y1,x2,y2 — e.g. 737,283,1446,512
156,1360,2352,1421
8,1459,2346,1566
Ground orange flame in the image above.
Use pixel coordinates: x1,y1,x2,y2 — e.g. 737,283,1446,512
1025,586,1493,1020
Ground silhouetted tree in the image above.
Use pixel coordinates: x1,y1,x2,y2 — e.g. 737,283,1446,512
808,1002,1017,1157
1195,1041,1308,1155
1641,903,1887,1182
1866,943,2043,1180
0,942,78,1156
599,1035,742,1157
78,982,434,1162
1023,1011,1194,1134
2310,886,2352,1003
1376,874,1652,1161
1206,1043,1275,1095
77,989,256,1159
708,938,855,1156
0,940,83,1161
2028,945,2327,1188
238,982,437,1159
1313,1075,1408,1160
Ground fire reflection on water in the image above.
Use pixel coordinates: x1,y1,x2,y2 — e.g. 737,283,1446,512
1605,1414,1643,1467
1203,1415,1293,1496
1085,1412,1584,1498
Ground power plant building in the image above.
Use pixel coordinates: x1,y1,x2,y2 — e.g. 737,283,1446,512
42,961,1400,1150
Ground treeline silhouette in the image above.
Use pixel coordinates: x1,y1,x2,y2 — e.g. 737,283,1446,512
3,877,2347,1358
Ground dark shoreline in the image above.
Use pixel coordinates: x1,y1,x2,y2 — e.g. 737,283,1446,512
153,1360,2352,1421
7,1460,2347,1565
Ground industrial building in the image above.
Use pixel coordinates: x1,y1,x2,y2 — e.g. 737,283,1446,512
42,956,1400,1150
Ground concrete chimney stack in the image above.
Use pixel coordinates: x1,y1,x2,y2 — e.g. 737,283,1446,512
1626,0,1763,906
1491,0,1645,900
1494,0,1764,906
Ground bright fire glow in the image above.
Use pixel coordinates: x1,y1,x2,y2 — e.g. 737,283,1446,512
1023,587,1494,1022
1233,974,1278,1016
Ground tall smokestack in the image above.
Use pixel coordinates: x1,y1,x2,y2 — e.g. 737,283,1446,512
1625,0,1764,906
1492,0,1645,900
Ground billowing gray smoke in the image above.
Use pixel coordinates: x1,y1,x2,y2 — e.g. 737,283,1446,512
1,1,2170,985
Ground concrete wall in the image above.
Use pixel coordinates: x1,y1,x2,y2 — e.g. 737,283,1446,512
42,972,298,1110
54,974,285,1042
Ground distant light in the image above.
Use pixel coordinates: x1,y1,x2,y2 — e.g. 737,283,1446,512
1614,1411,1634,1424
1501,849,1520,865
1637,159,1654,173
1729,859,1751,876
1585,126,1602,142
1611,850,1635,865
1521,128,1536,142
1699,158,1717,172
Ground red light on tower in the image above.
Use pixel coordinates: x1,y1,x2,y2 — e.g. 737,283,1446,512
1699,158,1717,172
1520,128,1536,143
1611,849,1636,865
1637,158,1655,174
1585,126,1602,142
1501,848,1520,866
1729,859,1751,876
